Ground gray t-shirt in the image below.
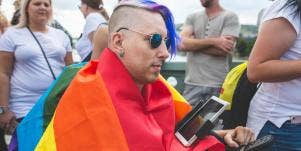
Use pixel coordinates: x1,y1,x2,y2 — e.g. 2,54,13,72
184,10,240,87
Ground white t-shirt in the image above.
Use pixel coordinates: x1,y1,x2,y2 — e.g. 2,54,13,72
0,26,72,118
76,12,106,61
247,0,301,138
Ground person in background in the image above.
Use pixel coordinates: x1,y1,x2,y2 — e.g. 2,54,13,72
36,1,254,150
11,0,21,26
0,0,8,36
247,0,301,150
76,0,109,62
0,11,7,36
179,0,240,107
11,0,73,48
0,0,73,138
0,13,7,150
91,25,108,60
0,0,9,150
50,19,74,48
91,0,122,60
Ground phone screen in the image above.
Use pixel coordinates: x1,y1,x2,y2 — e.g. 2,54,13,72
178,98,224,141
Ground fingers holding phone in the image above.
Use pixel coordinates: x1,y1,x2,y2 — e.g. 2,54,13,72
223,126,255,148
175,96,229,146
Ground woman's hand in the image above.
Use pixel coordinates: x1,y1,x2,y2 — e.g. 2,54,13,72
0,110,18,134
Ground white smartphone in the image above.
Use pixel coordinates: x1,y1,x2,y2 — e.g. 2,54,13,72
175,96,229,147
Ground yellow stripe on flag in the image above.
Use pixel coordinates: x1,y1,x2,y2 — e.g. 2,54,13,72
35,116,56,151
159,75,192,122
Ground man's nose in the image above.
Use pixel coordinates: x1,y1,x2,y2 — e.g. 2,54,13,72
157,43,170,59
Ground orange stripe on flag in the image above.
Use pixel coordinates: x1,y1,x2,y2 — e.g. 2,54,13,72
53,61,129,150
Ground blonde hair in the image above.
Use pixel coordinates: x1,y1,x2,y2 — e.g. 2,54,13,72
17,0,52,28
0,11,8,33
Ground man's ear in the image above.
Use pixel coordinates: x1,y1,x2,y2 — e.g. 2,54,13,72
110,32,124,55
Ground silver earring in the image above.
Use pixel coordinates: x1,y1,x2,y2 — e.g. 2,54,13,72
119,50,125,58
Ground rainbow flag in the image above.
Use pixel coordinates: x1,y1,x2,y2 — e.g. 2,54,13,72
33,49,223,150
16,63,86,151
16,62,192,150
17,49,223,151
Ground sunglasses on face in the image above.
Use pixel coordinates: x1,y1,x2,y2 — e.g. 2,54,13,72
116,27,171,50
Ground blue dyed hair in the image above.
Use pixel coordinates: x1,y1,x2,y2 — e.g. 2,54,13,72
117,0,180,56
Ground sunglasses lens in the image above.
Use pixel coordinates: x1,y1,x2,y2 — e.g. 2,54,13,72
150,34,162,49
165,38,171,50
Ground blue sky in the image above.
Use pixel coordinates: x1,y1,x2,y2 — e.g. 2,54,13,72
1,0,273,37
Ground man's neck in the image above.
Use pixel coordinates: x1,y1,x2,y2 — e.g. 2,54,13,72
205,4,224,18
136,83,143,92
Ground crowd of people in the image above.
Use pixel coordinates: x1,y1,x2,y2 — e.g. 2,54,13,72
0,0,300,150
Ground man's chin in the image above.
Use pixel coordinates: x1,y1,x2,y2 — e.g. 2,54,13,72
147,73,160,83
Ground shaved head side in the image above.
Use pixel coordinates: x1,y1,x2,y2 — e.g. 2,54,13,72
108,6,161,34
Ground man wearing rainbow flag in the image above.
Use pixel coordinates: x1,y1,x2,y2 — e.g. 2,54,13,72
21,0,254,150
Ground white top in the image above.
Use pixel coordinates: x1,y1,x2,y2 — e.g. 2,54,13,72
76,12,106,61
0,26,72,118
247,0,301,138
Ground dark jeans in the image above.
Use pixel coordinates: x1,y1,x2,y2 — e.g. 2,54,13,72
0,128,7,151
183,84,221,107
258,120,301,151
8,118,23,151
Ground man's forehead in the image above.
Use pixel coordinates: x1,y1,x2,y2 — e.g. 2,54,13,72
138,17,167,35
123,9,166,35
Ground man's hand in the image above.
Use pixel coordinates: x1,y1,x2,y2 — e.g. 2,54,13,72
0,110,18,134
223,126,255,148
213,35,235,53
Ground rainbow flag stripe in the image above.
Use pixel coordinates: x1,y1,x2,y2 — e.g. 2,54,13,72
17,63,86,151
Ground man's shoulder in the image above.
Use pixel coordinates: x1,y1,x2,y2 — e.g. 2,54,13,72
187,10,206,19
223,10,239,19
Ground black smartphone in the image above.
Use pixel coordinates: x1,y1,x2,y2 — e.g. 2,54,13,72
175,96,229,146
238,135,274,151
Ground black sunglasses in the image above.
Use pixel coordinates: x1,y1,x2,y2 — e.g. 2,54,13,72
116,27,171,50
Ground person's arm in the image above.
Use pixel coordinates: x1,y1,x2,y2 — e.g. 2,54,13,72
214,126,255,148
247,17,301,83
88,31,96,43
0,51,17,134
201,36,236,56
64,52,73,66
91,26,108,60
204,12,240,57
202,12,240,57
179,25,234,56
